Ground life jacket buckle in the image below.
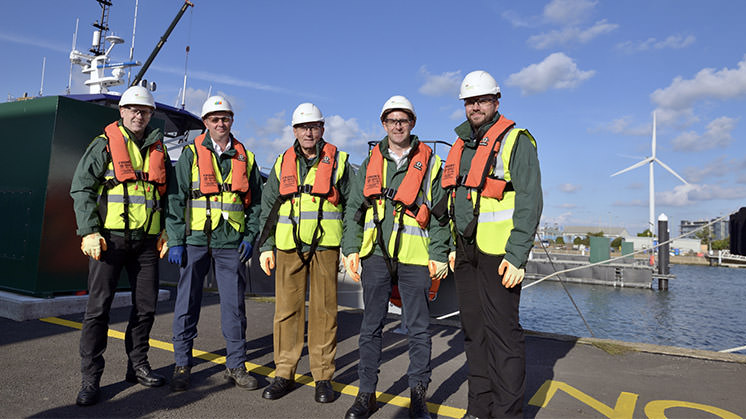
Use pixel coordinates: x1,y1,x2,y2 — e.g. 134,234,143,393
298,184,313,194
382,187,397,200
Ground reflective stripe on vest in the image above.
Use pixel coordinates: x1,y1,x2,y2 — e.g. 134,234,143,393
273,146,348,250
467,127,536,255
188,138,255,233
360,144,441,266
98,122,166,234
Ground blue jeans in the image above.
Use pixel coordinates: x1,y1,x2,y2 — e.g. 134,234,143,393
172,245,247,369
357,254,432,392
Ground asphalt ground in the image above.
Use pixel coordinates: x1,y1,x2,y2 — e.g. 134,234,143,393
1,286,745,418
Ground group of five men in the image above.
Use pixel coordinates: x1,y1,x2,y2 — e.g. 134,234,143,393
70,69,543,419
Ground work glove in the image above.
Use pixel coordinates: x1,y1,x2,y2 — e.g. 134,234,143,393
499,259,525,288
168,245,185,266
344,253,361,282
238,240,253,263
259,250,275,277
428,260,449,281
157,231,169,259
81,232,107,260
448,250,456,272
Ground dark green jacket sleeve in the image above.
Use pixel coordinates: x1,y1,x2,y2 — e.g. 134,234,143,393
165,146,194,247
70,137,109,237
427,163,451,263
242,161,263,244
505,132,543,268
341,158,367,257
258,156,281,253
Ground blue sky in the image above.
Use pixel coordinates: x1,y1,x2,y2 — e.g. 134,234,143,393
3,0,746,237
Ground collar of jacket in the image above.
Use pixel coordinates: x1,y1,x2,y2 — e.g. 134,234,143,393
377,135,419,161
201,131,237,158
453,111,501,148
293,138,326,166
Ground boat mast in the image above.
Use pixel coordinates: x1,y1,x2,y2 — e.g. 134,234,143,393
127,0,139,86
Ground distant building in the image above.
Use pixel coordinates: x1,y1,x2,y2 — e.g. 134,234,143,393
680,218,729,241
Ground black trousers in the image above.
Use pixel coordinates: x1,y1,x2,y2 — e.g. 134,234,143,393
79,233,159,379
454,240,525,418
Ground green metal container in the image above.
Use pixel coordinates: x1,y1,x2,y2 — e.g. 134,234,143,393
621,241,634,256
589,236,611,263
0,96,167,297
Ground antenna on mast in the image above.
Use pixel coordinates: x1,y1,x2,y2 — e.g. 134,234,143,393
66,18,79,95
180,6,193,109
39,57,46,96
90,0,112,56
127,0,139,86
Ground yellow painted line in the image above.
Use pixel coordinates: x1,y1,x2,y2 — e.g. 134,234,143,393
39,316,466,418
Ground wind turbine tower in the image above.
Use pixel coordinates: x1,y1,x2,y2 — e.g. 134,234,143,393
611,112,689,234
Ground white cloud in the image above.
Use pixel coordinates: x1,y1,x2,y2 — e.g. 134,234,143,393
657,183,746,206
500,10,535,28
418,66,461,97
506,52,595,95
591,116,650,136
542,211,574,225
449,109,464,121
543,0,597,25
559,183,581,193
0,31,68,53
255,111,287,137
651,55,746,113
683,156,738,183
618,35,695,53
671,116,737,151
527,19,617,49
558,203,578,209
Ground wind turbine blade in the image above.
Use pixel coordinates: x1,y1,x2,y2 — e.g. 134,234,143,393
654,158,689,185
651,112,657,159
611,157,653,177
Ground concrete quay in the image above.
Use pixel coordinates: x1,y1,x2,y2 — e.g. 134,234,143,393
1,288,744,418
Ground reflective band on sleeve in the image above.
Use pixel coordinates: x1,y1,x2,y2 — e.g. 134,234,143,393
278,211,343,224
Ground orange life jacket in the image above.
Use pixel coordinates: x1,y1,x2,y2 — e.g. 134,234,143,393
279,142,340,205
104,121,167,196
441,115,515,199
363,142,433,229
194,133,251,207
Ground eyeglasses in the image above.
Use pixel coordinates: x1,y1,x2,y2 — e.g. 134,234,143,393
206,116,233,124
463,97,497,107
384,118,411,126
124,107,153,117
295,124,323,132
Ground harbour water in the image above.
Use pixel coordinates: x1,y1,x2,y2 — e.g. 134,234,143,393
520,264,746,353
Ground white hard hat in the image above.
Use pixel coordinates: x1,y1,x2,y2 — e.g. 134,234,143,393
291,103,324,126
201,95,234,118
119,86,155,108
459,70,501,100
380,95,416,122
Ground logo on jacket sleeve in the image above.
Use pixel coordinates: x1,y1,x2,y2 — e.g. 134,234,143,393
321,156,331,164
479,137,490,146
413,161,423,171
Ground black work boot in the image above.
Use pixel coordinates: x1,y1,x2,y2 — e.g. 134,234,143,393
409,382,430,418
125,363,166,387
345,391,377,418
262,376,295,400
170,365,191,392
224,365,259,390
76,376,101,407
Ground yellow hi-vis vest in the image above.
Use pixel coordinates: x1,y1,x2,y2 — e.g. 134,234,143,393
272,149,348,250
451,127,536,255
360,147,441,266
187,142,255,233
97,124,166,235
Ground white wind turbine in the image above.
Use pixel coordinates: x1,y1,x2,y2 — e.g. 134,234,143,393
611,112,689,233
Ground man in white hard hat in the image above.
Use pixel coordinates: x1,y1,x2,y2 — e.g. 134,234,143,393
70,85,171,406
341,95,450,419
436,70,543,418
257,103,351,403
164,95,263,392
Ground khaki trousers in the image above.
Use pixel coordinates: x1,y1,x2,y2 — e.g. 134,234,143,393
273,249,338,381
